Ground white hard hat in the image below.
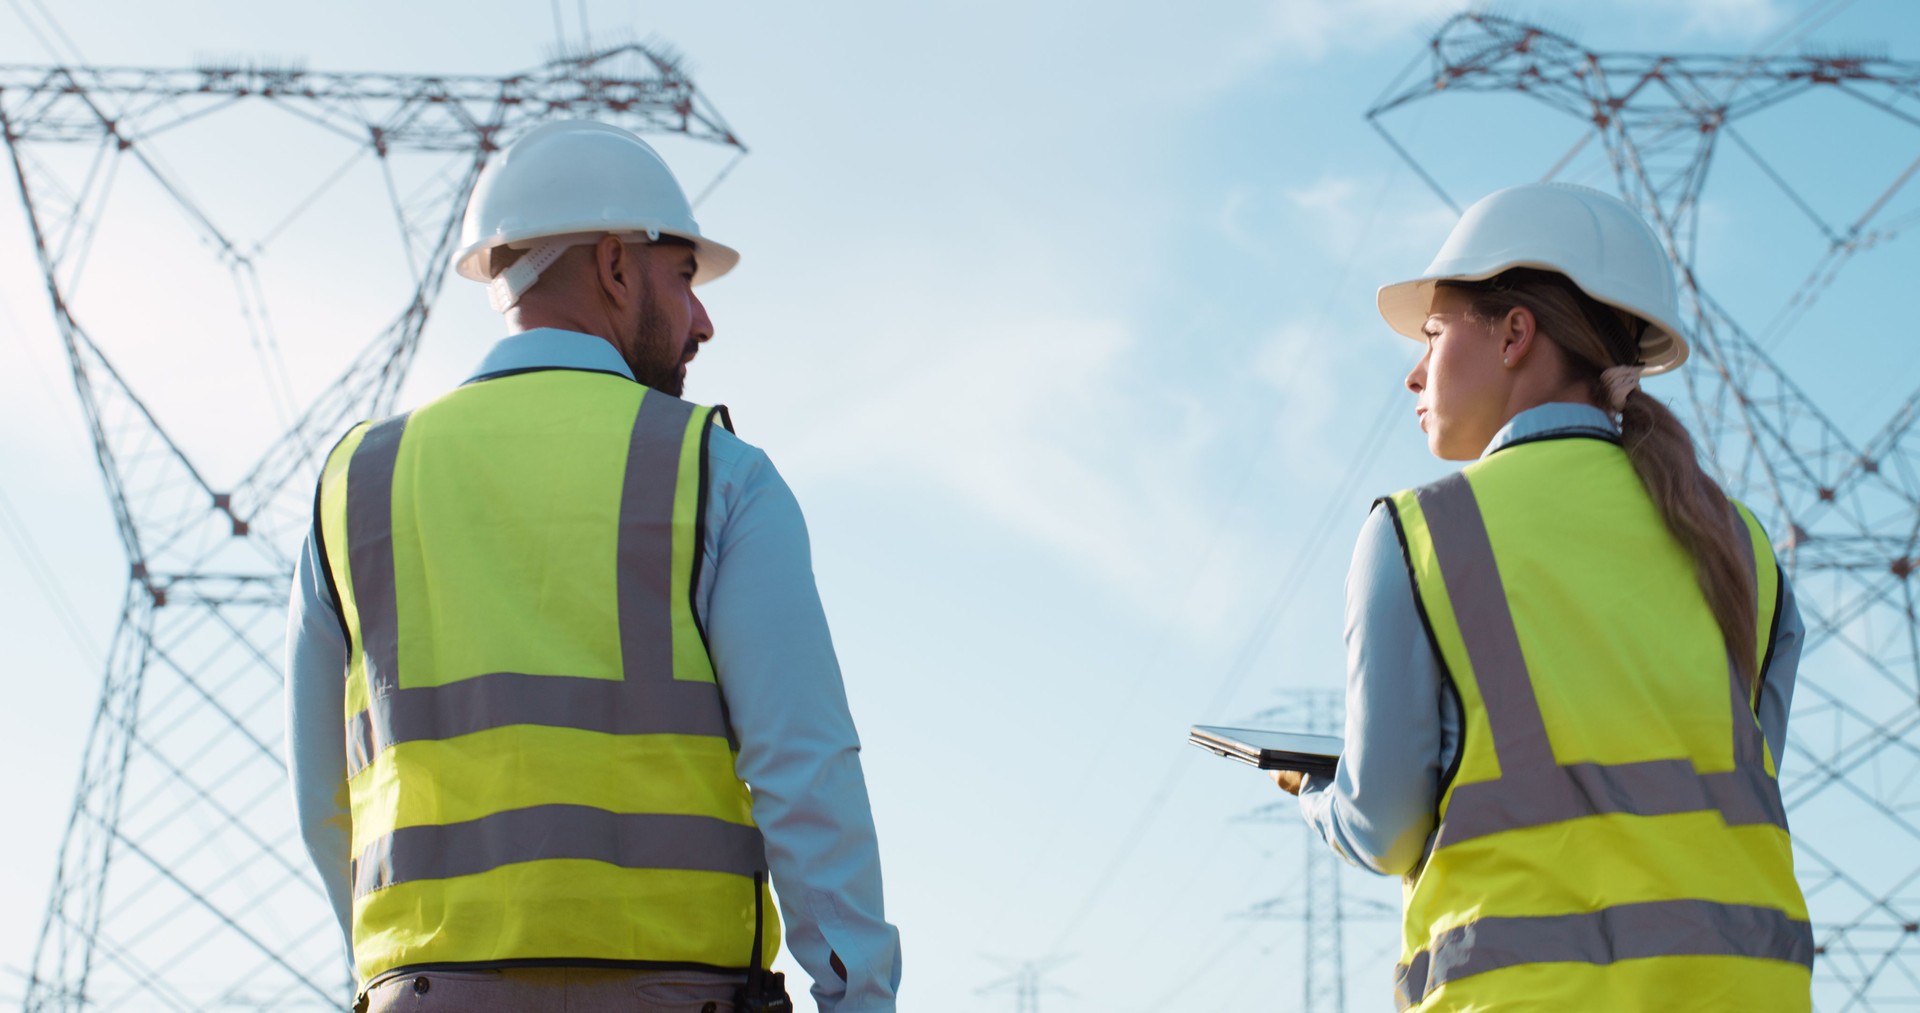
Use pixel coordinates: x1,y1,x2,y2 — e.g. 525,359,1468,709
1377,182,1689,374
452,119,740,312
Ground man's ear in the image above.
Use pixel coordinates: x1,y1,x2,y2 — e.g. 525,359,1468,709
595,234,638,310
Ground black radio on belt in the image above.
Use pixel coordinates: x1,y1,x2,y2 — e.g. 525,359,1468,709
735,968,794,1012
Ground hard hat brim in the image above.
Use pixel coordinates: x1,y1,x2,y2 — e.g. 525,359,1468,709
1376,262,1689,376
684,234,739,287
453,228,740,288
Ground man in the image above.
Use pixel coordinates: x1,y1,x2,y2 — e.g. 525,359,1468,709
285,119,900,1012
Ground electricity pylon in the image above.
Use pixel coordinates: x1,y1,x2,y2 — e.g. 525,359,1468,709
1237,691,1394,1013
977,955,1074,1013
2,43,745,1010
1370,12,1920,1007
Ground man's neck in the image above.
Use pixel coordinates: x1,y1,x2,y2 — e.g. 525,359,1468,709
506,319,634,375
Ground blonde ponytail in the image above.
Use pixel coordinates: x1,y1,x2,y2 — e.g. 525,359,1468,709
1618,388,1758,687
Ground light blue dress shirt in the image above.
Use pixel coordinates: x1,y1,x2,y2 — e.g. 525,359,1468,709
284,328,902,1011
1297,401,1803,877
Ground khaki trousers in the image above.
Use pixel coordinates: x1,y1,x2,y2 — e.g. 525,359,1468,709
361,966,745,1013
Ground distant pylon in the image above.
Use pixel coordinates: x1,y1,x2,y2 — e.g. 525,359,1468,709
1369,12,1920,1008
1236,690,1394,1013
976,954,1074,1013
2,44,746,1010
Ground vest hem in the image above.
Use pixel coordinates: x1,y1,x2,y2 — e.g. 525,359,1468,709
365,957,753,989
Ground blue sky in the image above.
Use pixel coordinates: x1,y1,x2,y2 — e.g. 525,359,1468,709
1,1,1916,1009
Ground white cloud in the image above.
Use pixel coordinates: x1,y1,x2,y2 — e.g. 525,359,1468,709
1211,0,1467,80
781,310,1260,636
1282,170,1461,268
1214,184,1285,272
1253,322,1342,437
1627,0,1785,37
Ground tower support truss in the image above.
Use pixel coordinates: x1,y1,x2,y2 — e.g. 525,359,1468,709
2,44,745,1011
1370,13,1920,1007
1237,691,1395,1013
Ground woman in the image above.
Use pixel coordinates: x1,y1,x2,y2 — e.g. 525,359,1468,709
1277,183,1813,1011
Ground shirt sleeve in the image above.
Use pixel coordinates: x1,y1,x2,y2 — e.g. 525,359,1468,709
284,531,355,956
1758,566,1803,773
1297,503,1454,878
700,440,901,1012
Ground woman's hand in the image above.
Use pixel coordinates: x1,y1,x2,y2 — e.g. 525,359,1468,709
1270,769,1304,795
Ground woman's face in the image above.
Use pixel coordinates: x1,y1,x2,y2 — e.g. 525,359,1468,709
1406,286,1512,461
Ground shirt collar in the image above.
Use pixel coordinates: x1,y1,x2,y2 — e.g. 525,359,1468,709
466,328,636,384
1481,401,1620,459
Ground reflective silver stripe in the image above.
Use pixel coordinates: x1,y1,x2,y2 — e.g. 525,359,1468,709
1415,474,1553,768
345,414,410,703
1413,473,1790,847
340,391,730,773
347,708,375,775
1394,952,1428,1011
1437,759,1788,848
344,670,734,776
1393,899,1815,1005
618,391,694,683
351,805,767,898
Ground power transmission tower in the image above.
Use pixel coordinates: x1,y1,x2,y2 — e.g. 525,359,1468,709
1236,691,1394,1013
2,43,746,1011
1369,12,1920,1008
976,955,1074,1013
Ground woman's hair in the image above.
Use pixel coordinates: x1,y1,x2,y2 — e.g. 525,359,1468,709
1438,268,1759,688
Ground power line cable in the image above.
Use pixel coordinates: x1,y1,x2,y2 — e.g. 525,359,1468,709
1039,378,1403,959
1023,159,1413,953
691,148,747,210
0,287,108,658
23,0,83,64
2,0,64,64
0,483,103,666
1702,0,1857,125
1130,920,1265,1012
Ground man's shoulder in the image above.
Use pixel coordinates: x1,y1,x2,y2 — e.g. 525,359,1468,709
702,420,794,513
697,421,811,550
706,419,771,474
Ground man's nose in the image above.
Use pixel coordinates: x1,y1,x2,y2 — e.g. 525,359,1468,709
690,292,714,345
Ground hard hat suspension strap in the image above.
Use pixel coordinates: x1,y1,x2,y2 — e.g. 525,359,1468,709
487,238,575,313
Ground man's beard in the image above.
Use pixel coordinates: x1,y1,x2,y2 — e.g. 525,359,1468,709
628,282,691,397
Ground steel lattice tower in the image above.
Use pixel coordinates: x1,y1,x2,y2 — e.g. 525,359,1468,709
976,956,1073,1013
2,44,745,1011
1237,691,1395,1013
1370,12,1920,1008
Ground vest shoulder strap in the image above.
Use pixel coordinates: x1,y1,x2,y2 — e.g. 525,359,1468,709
312,419,379,644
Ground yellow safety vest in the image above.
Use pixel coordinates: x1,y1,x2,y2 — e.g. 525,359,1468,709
1381,433,1811,1011
315,367,779,983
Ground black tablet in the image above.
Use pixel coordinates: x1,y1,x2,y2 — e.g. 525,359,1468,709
1189,725,1343,779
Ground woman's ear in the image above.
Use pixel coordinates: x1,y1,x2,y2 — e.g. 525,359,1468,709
1500,305,1537,366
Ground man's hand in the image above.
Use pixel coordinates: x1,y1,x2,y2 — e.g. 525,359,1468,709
1270,769,1304,795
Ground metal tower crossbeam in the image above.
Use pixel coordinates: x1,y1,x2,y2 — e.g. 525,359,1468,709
4,41,746,1012
0,50,741,152
1369,12,1920,1008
